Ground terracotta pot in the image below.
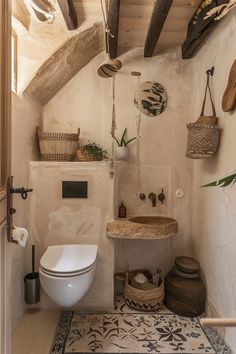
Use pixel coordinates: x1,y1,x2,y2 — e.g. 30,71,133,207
115,146,128,161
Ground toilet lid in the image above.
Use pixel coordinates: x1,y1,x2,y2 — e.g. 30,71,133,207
40,244,98,274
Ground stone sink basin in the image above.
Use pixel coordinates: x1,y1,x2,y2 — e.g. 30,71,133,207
106,216,178,240
129,216,176,226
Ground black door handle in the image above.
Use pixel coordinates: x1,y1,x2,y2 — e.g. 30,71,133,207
10,187,33,200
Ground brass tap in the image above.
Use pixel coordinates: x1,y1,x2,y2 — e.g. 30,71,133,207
148,193,156,207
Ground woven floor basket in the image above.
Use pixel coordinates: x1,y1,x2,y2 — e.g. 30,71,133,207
37,128,80,161
186,121,220,159
124,273,164,312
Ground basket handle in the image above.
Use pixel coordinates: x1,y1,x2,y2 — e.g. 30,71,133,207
77,128,80,136
200,73,216,117
125,272,129,282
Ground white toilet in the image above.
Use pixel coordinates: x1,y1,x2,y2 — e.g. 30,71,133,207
39,244,98,307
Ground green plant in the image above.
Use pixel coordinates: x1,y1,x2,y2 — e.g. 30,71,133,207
114,128,137,147
81,142,108,160
202,172,236,188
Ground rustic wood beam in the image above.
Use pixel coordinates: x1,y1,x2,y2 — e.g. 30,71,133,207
25,23,104,105
57,0,78,30
182,0,229,59
144,0,173,57
107,0,120,59
12,0,30,30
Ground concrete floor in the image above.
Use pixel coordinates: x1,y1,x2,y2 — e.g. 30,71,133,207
12,310,60,354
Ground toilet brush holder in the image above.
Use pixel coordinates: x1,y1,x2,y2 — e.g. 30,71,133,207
24,244,40,304
24,272,40,304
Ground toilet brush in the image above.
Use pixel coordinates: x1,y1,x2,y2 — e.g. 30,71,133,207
24,244,40,304
32,244,35,278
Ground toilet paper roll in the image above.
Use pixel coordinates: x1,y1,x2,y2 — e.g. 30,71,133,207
12,226,28,247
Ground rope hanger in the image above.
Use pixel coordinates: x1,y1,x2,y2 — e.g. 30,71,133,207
131,71,143,196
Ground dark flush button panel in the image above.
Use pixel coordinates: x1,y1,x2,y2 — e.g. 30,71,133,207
62,181,88,198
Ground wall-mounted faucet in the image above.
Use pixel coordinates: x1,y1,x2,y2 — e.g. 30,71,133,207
148,193,156,207
139,193,146,200
158,188,165,204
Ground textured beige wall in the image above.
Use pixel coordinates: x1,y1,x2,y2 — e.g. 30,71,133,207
28,161,115,310
111,51,193,277
11,9,236,350
42,48,194,293
11,93,41,328
191,12,236,350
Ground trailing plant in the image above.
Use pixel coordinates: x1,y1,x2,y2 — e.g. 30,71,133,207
202,172,236,188
114,128,137,147
81,142,108,160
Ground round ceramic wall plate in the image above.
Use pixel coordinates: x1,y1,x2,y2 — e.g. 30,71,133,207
135,81,167,117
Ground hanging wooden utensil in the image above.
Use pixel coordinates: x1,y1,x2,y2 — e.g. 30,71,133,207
222,59,236,112
97,0,122,78
97,54,122,78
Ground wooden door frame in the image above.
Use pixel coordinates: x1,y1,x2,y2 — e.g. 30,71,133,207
0,1,11,354
0,0,11,199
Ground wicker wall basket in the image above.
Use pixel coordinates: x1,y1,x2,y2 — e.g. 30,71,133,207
124,273,164,312
37,128,80,161
186,70,221,159
186,120,221,159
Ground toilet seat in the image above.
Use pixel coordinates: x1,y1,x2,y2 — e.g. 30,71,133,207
40,244,98,277
40,262,96,278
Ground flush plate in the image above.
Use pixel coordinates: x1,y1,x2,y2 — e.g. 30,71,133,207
62,181,88,198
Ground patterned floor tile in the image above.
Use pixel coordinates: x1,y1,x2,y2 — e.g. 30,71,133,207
49,296,232,354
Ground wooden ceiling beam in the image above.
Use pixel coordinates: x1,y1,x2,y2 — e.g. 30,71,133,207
57,0,78,30
25,23,104,105
12,0,30,30
144,0,173,57
182,0,229,59
107,0,120,59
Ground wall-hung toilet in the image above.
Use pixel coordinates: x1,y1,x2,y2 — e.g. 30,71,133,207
39,244,98,307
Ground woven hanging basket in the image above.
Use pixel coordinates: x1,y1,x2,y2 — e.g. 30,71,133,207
124,272,164,312
186,121,220,159
37,127,80,161
186,73,221,159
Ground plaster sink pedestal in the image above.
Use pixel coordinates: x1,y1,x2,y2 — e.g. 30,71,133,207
106,216,178,240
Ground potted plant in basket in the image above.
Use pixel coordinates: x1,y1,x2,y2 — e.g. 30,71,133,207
76,142,108,161
114,128,137,161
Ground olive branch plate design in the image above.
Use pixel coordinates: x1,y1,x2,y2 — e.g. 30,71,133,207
135,81,168,117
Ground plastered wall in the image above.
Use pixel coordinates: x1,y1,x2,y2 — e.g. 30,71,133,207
28,161,115,310
15,11,236,351
41,48,194,296
190,12,236,350
11,93,41,328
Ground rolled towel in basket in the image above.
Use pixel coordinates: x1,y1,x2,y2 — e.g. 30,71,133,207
133,273,148,284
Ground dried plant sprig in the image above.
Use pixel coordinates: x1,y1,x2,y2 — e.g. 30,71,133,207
204,0,236,21
192,0,214,24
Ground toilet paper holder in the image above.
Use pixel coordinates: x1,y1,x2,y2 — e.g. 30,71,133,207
7,176,33,243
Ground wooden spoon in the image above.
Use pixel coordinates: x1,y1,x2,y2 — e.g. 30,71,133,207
222,59,236,112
